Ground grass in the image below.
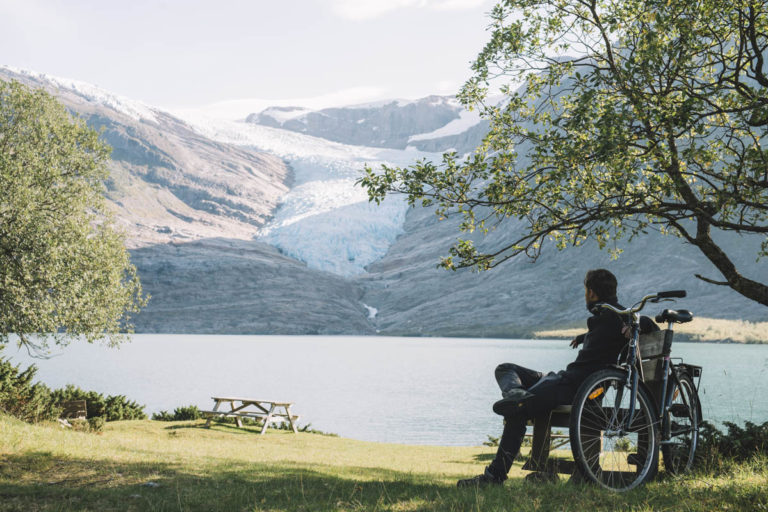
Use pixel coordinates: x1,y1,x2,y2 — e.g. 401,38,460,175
534,316,768,343
1,414,767,511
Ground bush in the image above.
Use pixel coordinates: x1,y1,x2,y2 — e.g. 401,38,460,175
0,351,144,424
698,420,768,468
152,405,203,421
49,384,146,421
0,354,59,423
88,416,105,432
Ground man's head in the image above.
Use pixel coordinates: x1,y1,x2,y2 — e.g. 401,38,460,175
584,269,618,303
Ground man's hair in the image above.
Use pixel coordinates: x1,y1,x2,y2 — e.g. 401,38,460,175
584,269,618,301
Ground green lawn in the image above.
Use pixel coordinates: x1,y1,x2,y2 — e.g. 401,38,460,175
1,414,766,511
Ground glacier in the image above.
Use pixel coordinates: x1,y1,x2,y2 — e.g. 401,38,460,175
0,65,453,279
176,111,442,276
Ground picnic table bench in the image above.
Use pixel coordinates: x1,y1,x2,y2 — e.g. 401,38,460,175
201,397,299,434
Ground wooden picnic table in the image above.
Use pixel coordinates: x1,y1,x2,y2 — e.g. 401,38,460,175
201,397,299,434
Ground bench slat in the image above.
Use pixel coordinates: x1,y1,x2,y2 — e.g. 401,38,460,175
211,397,293,406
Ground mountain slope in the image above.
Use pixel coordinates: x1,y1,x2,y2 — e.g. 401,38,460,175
130,238,373,334
0,67,291,248
0,67,376,333
3,66,764,335
360,203,768,336
245,96,487,154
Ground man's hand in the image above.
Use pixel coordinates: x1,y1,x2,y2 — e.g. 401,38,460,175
570,333,585,349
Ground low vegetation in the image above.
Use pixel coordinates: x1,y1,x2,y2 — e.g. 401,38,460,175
534,317,768,343
0,352,146,424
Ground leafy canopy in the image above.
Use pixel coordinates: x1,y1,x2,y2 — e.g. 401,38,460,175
0,80,147,350
359,0,768,306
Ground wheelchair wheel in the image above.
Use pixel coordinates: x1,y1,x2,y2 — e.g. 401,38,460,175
662,372,699,474
570,368,659,491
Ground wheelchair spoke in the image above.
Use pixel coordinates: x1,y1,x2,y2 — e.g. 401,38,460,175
571,369,659,491
662,373,699,475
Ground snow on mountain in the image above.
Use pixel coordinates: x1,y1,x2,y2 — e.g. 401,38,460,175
408,108,482,142
259,106,313,123
244,95,465,150
3,66,158,123
176,111,441,276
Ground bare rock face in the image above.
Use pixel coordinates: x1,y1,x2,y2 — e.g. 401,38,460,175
130,238,373,335
0,67,291,248
245,96,478,151
359,204,768,337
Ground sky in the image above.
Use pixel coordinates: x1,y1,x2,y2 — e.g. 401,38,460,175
1,0,497,115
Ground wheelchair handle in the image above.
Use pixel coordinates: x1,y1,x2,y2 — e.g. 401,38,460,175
657,290,686,299
592,290,687,318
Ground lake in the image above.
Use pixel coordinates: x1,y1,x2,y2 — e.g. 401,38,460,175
6,335,768,446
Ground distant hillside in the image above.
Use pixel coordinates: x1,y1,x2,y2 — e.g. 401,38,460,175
245,96,488,154
360,203,768,338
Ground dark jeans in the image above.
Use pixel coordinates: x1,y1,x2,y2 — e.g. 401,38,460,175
487,363,577,479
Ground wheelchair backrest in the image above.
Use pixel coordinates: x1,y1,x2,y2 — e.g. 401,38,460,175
638,329,670,406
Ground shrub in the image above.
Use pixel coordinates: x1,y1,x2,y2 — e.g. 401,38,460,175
0,353,59,423
152,405,203,421
49,384,146,421
88,416,105,432
0,351,144,424
698,420,768,468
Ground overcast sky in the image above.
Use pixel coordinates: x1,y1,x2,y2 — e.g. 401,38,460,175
2,0,497,112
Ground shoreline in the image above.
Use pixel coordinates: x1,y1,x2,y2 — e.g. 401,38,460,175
534,316,768,344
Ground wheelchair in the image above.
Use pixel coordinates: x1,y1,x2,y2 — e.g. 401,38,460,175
525,291,702,491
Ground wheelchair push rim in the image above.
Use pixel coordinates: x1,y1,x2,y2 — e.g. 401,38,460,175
570,368,660,491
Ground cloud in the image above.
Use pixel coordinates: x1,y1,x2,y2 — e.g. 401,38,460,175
330,0,487,21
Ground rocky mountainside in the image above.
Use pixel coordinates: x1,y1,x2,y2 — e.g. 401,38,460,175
245,96,488,154
1,67,376,334
360,204,767,338
4,67,765,336
130,238,373,334
0,67,291,248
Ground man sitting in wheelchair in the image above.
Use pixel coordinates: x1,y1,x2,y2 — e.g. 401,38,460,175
458,268,658,487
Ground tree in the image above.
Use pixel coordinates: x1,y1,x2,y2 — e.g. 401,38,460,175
0,80,146,351
360,0,768,307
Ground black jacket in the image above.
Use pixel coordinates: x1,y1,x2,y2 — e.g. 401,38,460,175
563,300,660,386
563,300,626,384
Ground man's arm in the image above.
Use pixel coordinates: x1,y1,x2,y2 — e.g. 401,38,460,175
570,333,586,349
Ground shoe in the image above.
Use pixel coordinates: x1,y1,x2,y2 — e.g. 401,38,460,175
457,468,505,488
493,390,533,416
501,388,534,400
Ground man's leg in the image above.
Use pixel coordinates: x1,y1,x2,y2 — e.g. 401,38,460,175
495,363,544,396
486,381,576,480
494,374,576,418
494,363,543,407
458,413,527,487
487,414,528,479
468,379,571,484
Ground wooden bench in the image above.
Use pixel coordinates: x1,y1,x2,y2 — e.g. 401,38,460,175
202,397,300,434
522,330,668,480
60,400,87,420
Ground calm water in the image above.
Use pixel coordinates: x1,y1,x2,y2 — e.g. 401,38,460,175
6,335,768,446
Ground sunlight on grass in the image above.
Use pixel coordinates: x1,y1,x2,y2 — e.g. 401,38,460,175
535,317,768,343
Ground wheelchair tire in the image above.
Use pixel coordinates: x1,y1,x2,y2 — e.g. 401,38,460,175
570,368,660,491
662,372,699,474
